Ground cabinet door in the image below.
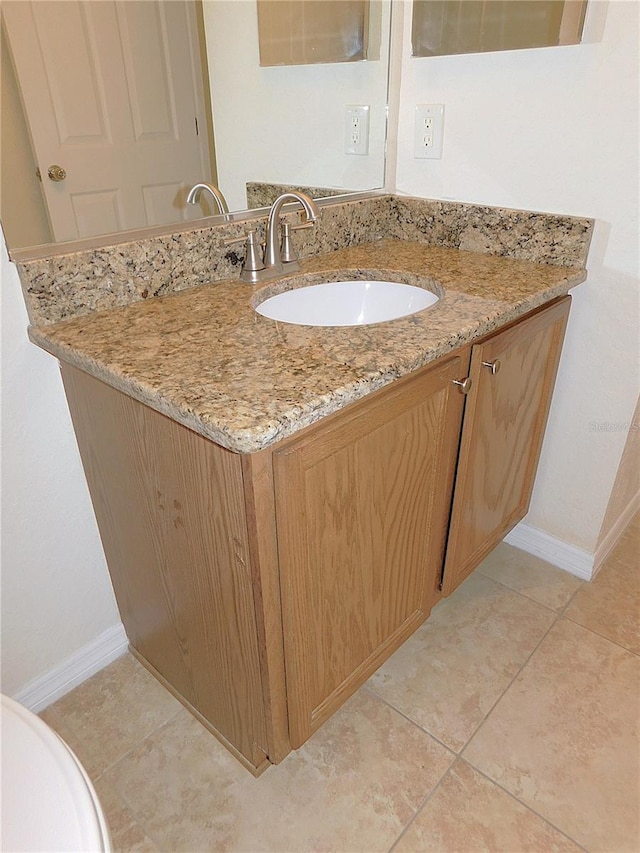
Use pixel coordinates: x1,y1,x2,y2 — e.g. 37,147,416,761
273,352,470,748
441,297,571,596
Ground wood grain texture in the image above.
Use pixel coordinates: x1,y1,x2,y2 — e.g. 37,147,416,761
442,297,571,595
274,353,470,748
241,450,291,762
128,646,271,777
61,365,268,768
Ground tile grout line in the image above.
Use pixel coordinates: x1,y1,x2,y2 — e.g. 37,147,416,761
94,708,186,853
91,703,185,784
560,612,640,658
386,757,459,852
458,757,591,853
457,608,563,757
475,564,583,616
457,575,636,849
557,558,640,658
361,683,458,755
365,572,568,759
368,580,571,851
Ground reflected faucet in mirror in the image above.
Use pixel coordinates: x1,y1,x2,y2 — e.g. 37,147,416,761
186,183,230,219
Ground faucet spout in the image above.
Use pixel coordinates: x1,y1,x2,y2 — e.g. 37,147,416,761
264,191,319,270
186,182,230,216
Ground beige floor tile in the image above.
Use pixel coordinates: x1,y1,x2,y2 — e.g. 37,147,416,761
44,654,182,776
104,690,453,853
93,778,159,853
394,760,582,853
39,703,103,780
607,521,640,570
367,573,556,752
564,544,640,655
464,619,640,853
476,543,583,611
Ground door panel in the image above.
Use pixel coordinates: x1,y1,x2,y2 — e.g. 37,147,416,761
116,1,178,141
274,353,470,748
37,3,108,144
70,190,123,238
3,0,211,242
441,297,571,596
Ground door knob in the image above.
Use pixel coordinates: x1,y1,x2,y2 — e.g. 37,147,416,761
47,165,67,182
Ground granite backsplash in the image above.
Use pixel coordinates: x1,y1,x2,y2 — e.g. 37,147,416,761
14,194,593,327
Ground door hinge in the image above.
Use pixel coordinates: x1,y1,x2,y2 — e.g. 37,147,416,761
194,116,199,136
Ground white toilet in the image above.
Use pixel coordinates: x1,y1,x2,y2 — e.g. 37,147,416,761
1,694,111,852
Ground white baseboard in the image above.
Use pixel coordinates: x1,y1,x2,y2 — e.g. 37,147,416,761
11,623,128,713
504,522,595,581
592,488,640,575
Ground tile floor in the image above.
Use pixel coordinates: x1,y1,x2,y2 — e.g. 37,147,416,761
41,516,639,853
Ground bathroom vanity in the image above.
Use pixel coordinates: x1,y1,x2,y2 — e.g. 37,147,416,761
26,232,581,775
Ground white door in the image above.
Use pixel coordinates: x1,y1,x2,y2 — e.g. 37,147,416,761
3,0,212,242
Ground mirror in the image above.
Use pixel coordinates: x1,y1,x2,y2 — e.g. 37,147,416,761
0,0,392,253
412,0,587,57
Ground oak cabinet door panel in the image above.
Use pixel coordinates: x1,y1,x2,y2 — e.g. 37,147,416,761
274,353,470,748
442,297,571,596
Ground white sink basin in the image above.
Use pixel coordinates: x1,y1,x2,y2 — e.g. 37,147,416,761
255,280,439,327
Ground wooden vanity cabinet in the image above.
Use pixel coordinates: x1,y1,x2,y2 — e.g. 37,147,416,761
441,296,571,595
58,296,570,772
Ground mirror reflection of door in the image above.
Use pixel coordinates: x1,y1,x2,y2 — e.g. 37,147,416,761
3,0,215,244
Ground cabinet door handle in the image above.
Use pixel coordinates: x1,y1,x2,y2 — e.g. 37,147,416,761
482,359,501,375
452,377,473,394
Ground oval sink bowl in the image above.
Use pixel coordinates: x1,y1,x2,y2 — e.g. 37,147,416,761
255,280,439,327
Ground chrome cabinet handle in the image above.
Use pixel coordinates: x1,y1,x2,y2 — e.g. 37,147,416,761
482,359,501,375
452,377,473,394
47,165,67,182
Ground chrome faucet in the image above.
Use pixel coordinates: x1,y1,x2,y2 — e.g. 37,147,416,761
186,182,230,217
263,191,320,273
225,191,320,284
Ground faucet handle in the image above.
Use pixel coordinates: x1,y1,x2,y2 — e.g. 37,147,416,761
224,230,266,281
280,221,315,264
223,231,250,247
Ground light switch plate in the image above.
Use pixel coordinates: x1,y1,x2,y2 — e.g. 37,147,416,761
414,104,445,159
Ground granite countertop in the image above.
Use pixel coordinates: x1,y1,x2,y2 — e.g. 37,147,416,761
28,239,586,453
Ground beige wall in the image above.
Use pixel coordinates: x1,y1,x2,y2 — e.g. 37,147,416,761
0,22,52,249
597,395,640,549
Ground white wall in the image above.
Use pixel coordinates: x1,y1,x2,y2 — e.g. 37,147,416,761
392,0,639,552
0,234,121,697
203,0,391,210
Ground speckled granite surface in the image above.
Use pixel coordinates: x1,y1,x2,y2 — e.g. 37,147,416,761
389,197,592,268
17,195,391,326
16,194,592,327
28,240,587,454
246,182,349,208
